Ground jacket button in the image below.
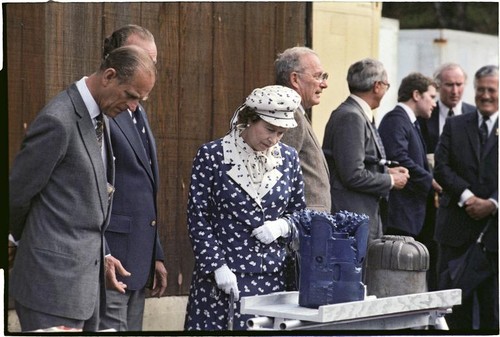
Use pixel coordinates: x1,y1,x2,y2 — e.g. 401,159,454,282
150,220,156,227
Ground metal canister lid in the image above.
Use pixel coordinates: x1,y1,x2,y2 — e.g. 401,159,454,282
367,235,429,271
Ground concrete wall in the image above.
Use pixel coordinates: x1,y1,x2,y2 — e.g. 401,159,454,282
311,2,382,143
397,29,499,106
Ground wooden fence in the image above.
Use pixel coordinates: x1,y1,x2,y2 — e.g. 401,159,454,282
5,2,308,296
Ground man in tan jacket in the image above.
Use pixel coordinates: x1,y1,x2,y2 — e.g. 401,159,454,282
275,47,331,212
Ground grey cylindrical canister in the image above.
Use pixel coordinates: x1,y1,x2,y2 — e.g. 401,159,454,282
365,235,429,298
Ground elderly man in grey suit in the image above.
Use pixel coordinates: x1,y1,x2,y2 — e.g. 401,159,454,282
9,45,156,332
323,58,409,242
275,46,331,212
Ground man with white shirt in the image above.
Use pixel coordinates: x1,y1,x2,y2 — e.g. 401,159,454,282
322,58,409,243
418,63,476,155
416,63,476,291
379,73,442,237
434,65,498,331
9,45,156,332
275,46,331,212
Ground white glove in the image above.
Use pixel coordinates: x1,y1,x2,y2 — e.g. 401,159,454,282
214,264,240,300
251,218,290,244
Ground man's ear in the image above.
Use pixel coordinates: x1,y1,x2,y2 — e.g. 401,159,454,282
412,89,421,101
102,68,117,86
289,72,300,91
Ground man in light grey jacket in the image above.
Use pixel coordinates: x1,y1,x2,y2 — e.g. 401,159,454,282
9,45,156,332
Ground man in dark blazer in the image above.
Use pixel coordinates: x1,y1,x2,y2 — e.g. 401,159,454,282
417,63,476,291
276,46,331,212
418,63,476,155
434,65,498,331
379,73,442,237
8,46,157,332
99,25,167,332
323,58,409,243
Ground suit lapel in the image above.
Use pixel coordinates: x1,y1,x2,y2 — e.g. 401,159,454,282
400,107,429,170
113,110,155,183
428,105,440,146
68,85,109,216
465,113,481,162
482,118,499,159
140,106,160,190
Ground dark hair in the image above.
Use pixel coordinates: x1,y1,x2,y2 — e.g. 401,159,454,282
100,45,156,83
397,72,436,102
237,106,261,125
102,24,155,60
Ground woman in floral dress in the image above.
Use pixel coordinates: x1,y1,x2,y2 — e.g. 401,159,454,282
184,85,306,330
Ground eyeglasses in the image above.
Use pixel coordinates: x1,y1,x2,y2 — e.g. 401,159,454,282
378,81,391,90
296,71,329,83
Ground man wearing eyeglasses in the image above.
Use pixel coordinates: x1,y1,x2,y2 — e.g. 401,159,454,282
275,46,331,213
322,58,409,243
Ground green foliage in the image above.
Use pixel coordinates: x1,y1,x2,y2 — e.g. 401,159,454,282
382,2,498,35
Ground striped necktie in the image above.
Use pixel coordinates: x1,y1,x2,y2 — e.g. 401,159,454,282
95,113,103,149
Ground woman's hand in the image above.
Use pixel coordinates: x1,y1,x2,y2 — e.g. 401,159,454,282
251,219,290,244
214,265,240,300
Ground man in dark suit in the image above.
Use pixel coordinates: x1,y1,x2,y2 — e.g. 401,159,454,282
98,25,167,332
417,63,476,291
323,58,409,243
379,73,442,238
9,46,156,331
418,63,476,155
434,65,498,331
276,47,331,212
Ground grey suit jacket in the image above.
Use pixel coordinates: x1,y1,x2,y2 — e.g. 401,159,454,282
323,96,392,241
9,83,113,320
280,107,331,212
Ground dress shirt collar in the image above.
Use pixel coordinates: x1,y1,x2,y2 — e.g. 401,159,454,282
438,100,463,118
76,77,101,124
478,110,498,135
298,105,306,116
397,102,417,124
350,94,374,122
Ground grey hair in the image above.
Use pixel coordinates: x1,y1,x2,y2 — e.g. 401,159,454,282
433,63,468,86
103,24,155,60
275,46,318,87
347,58,387,93
474,65,499,88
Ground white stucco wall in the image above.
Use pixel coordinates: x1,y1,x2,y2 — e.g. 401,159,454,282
397,29,499,105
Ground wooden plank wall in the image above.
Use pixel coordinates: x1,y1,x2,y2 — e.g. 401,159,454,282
6,2,307,296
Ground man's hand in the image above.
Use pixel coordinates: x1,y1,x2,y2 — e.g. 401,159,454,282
388,166,410,190
432,179,443,194
104,255,131,294
432,180,443,208
150,260,168,298
464,196,496,221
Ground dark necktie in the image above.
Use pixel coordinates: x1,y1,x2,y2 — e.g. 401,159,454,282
414,120,427,152
479,116,490,148
133,109,152,162
447,109,454,117
372,119,386,159
95,113,103,149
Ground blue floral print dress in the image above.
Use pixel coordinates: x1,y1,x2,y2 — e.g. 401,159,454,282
184,128,306,330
